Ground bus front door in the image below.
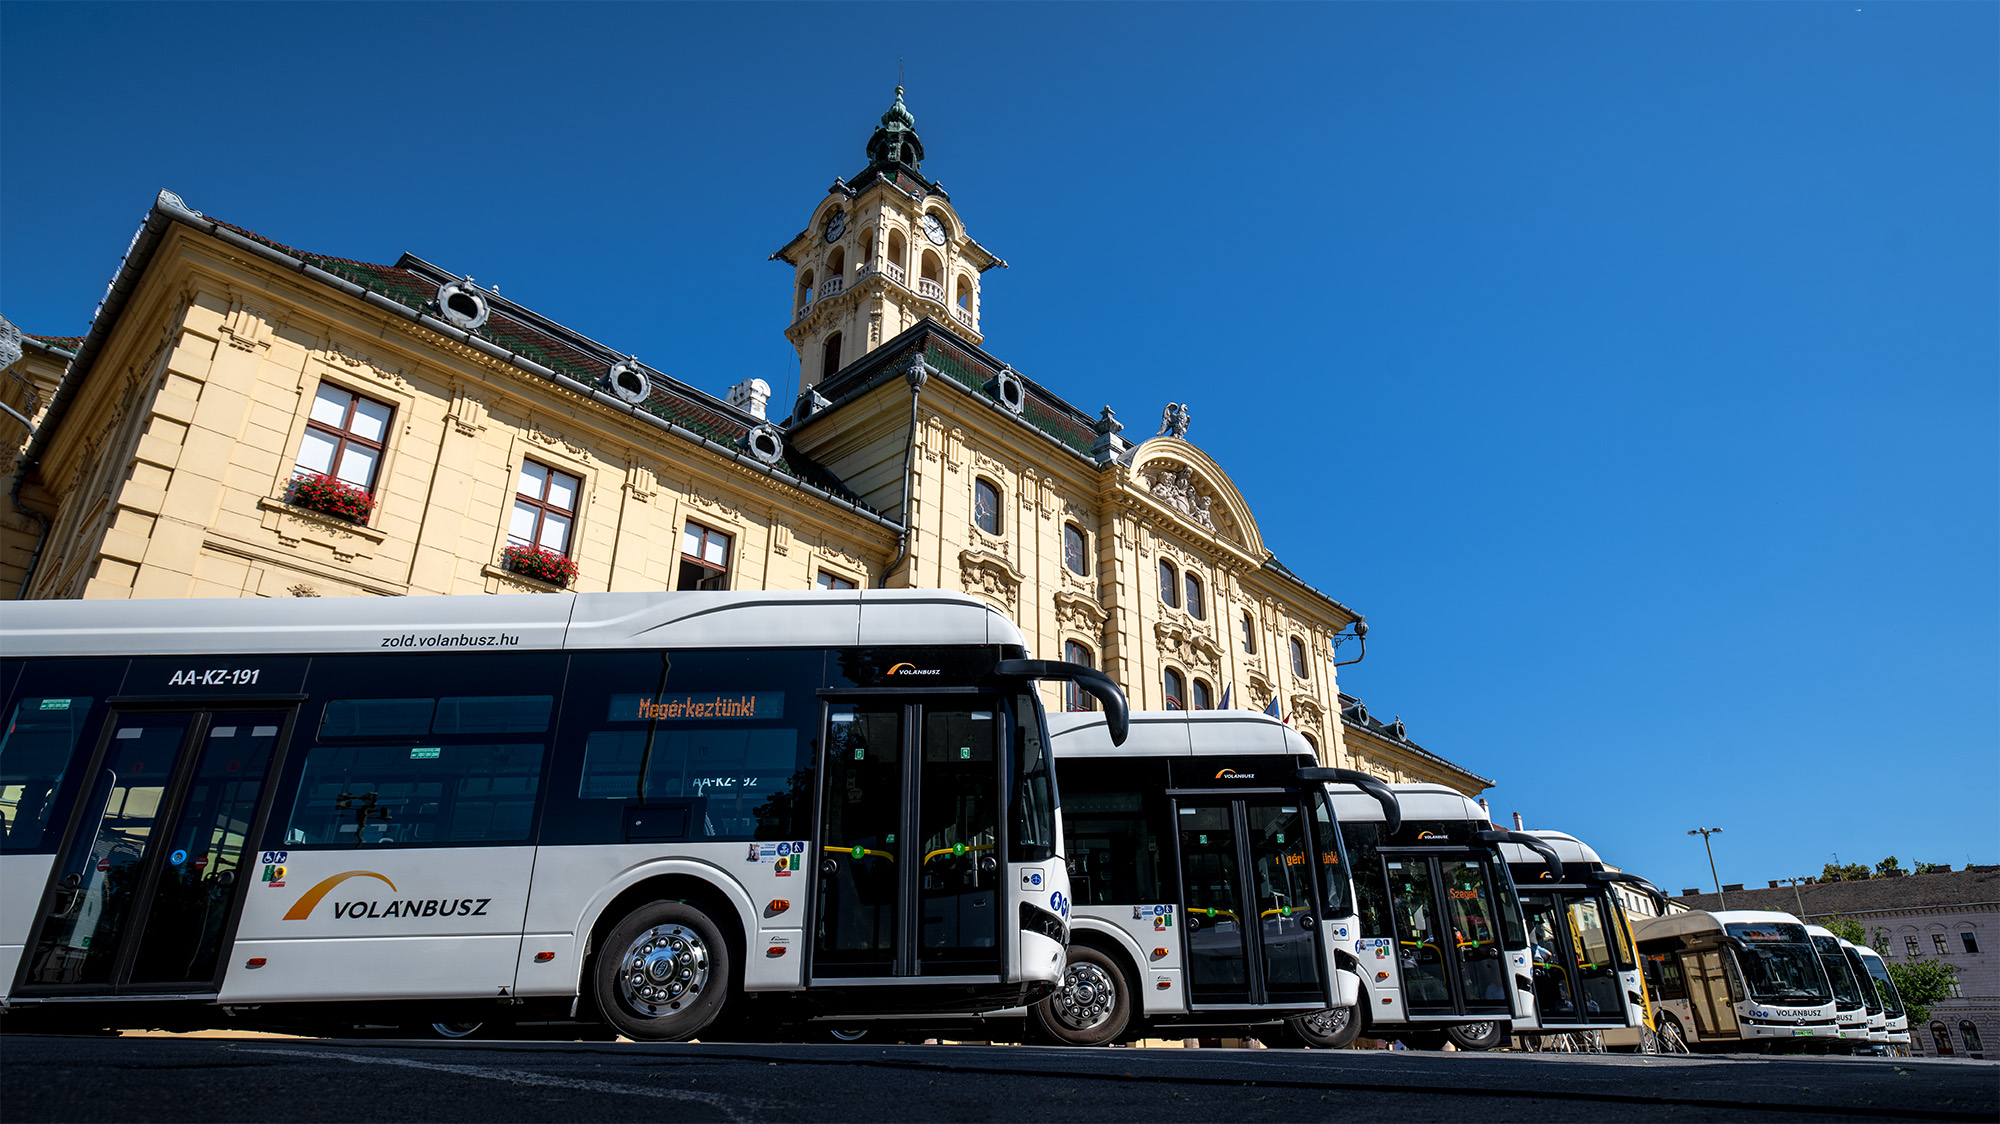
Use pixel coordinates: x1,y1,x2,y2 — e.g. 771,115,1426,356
813,700,1004,981
19,708,289,994
1384,853,1512,1018
1175,797,1328,1009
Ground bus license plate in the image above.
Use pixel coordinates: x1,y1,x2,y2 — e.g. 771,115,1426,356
1792,1028,1813,1037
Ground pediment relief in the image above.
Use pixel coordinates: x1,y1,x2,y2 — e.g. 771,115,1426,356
959,548,1021,611
1135,458,1244,545
1054,590,1108,640
1155,618,1223,673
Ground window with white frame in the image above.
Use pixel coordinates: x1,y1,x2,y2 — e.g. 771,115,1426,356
1906,936,1922,957
1934,934,1951,955
509,459,580,555
678,520,731,590
295,382,392,491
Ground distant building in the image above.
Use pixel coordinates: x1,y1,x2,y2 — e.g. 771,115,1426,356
1673,866,1998,1058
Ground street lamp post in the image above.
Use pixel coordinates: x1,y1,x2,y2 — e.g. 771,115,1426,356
1689,827,1726,908
1780,876,1810,918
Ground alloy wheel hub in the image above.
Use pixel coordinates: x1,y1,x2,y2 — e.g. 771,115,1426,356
1054,962,1116,1031
618,923,709,1015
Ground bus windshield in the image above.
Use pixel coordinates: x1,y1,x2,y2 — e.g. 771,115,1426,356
1810,935,1865,1007
1859,953,1907,1018
1726,923,1832,1005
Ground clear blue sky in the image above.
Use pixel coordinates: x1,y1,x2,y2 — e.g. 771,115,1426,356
4,3,1994,896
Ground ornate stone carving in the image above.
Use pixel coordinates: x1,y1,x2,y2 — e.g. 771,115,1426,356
1054,590,1108,640
525,423,590,460
287,583,319,597
1145,464,1214,530
771,520,791,555
1156,402,1191,439
1291,693,1325,732
448,387,487,437
958,548,1021,610
688,488,741,520
1155,618,1222,672
219,300,271,353
623,462,657,503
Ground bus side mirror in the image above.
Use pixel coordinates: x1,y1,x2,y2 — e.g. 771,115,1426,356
1298,767,1402,835
994,659,1130,745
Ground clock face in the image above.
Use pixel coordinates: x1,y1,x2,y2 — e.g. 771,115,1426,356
922,213,947,246
823,212,846,243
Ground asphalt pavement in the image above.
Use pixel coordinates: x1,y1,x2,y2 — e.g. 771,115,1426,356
2,1035,1994,1122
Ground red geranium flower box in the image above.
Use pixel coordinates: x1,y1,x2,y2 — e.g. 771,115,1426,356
502,542,578,588
287,472,375,524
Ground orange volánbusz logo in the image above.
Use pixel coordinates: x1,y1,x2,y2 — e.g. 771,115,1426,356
1214,768,1256,780
887,662,941,677
283,870,491,921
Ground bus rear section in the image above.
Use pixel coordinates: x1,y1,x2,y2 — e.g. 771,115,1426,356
0,591,1124,1040
1035,710,1396,1048
1330,783,1555,1051
1502,830,1663,1047
1631,909,1839,1052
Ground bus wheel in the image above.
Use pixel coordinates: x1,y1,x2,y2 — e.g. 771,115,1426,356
1030,946,1131,1046
1283,1006,1362,1049
407,1018,509,1040
594,901,731,1042
825,1026,874,1043
1445,1021,1509,1051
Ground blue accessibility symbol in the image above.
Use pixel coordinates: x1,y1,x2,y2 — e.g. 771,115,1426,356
169,849,189,867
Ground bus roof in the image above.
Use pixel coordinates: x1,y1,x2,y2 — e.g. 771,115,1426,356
1327,782,1484,825
0,590,1028,656
1632,909,1804,942
1500,830,1605,870
1047,709,1314,759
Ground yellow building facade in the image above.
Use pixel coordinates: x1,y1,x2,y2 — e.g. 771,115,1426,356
2,92,1487,792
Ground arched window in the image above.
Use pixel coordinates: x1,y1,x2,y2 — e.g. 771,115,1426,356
1163,667,1185,711
1063,640,1095,711
825,247,846,293
885,229,908,282
1185,574,1205,620
1063,523,1089,576
1159,560,1180,608
796,269,815,312
1301,731,1318,753
973,478,1002,535
1241,611,1257,654
919,250,945,302
1191,678,1211,710
859,229,877,269
1961,1021,1985,1057
821,332,843,380
1290,636,1307,678
1931,1022,1954,1056
955,273,975,309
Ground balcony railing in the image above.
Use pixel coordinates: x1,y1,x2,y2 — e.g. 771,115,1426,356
794,296,811,320
885,261,907,286
951,305,974,328
819,275,842,299
917,277,946,302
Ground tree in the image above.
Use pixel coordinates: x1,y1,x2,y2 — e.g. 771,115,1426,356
1821,914,1868,946
1821,861,1872,882
1874,856,1906,878
1887,959,1961,1026
1912,861,1949,875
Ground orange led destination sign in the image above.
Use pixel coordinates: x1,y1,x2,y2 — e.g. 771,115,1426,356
624,692,784,721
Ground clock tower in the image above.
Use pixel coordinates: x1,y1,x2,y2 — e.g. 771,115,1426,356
772,88,1005,389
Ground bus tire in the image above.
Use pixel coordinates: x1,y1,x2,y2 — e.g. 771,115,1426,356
1281,1005,1363,1049
1445,1020,1509,1051
1030,945,1132,1046
593,901,731,1042
406,1017,512,1040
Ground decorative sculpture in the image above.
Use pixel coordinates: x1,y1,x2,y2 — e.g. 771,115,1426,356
1156,402,1191,439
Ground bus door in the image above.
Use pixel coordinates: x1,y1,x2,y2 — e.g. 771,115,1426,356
812,698,1005,981
1381,850,1511,1017
1173,795,1329,1009
19,707,289,994
1684,949,1741,1039
1522,889,1628,1026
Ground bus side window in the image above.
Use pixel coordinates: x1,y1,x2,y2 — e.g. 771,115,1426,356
541,649,818,846
279,652,565,849
0,658,125,855
1340,820,1391,938
1652,954,1688,1000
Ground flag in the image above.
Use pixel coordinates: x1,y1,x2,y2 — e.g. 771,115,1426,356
1220,684,1232,710
1263,694,1284,722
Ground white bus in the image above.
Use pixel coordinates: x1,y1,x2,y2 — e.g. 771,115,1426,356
1500,830,1665,1045
1804,923,1875,1051
1853,943,1911,1052
1328,783,1560,1050
1023,710,1400,1048
1632,910,1839,1052
0,591,1125,1039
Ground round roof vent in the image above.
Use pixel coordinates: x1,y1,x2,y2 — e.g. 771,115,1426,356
435,278,491,330
990,367,1026,415
743,424,785,465
607,357,650,405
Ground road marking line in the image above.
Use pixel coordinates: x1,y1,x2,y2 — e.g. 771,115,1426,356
238,1046,764,1121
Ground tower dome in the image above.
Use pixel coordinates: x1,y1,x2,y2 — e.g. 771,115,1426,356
866,86,925,172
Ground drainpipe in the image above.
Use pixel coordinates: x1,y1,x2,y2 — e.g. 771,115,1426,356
880,353,933,588
1332,617,1368,666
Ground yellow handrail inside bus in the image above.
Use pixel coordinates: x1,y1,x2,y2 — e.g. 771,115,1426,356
922,842,995,865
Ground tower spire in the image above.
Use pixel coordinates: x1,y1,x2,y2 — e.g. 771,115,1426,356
866,85,924,173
